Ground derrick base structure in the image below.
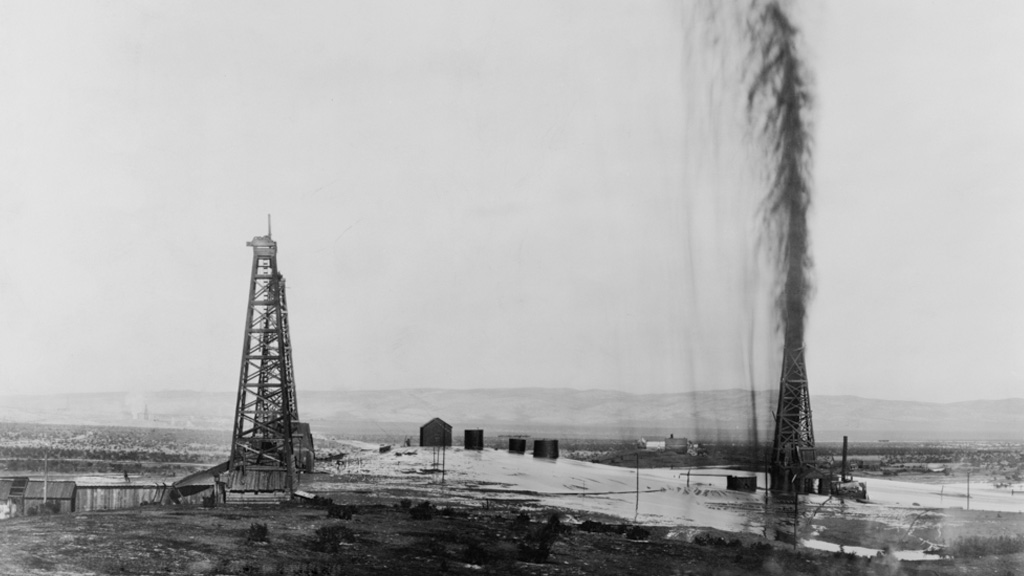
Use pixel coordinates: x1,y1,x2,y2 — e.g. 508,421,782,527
769,344,821,493
225,231,313,502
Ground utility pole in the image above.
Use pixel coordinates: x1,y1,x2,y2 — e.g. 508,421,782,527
635,453,640,514
793,477,799,549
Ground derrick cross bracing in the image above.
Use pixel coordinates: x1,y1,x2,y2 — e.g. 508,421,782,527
769,343,818,493
226,231,301,500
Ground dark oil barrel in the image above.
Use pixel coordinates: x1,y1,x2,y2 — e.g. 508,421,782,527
532,439,559,459
464,429,484,450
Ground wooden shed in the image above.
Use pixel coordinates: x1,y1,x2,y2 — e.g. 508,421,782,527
0,478,75,516
224,467,292,503
75,483,171,512
419,417,452,447
24,480,76,514
169,461,228,506
665,436,689,452
292,422,316,473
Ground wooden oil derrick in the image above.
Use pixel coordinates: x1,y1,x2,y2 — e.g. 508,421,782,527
226,223,303,501
769,342,818,493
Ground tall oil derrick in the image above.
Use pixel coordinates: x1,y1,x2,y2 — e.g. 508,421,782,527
226,226,302,501
769,341,816,492
745,2,818,494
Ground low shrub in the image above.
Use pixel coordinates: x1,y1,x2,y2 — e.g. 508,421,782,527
625,526,650,541
246,523,268,544
693,533,741,547
440,506,466,517
463,542,491,565
309,524,355,554
327,504,356,520
517,514,564,563
409,501,433,520
512,512,532,532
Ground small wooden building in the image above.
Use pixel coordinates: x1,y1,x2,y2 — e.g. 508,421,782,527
224,467,292,503
75,483,171,512
292,422,316,473
169,461,228,506
24,480,76,514
0,478,76,516
665,436,689,452
419,417,452,447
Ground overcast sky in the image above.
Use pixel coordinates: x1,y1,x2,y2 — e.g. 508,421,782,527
1,0,1021,404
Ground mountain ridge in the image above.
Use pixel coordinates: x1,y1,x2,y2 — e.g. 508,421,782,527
1,387,1020,441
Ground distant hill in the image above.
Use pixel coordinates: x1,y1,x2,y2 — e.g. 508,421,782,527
0,387,1020,442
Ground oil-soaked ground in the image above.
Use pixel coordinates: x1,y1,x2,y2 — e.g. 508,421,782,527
1,495,1022,576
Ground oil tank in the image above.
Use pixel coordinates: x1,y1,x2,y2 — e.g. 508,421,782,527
532,439,559,459
464,429,484,450
726,476,757,492
508,438,527,454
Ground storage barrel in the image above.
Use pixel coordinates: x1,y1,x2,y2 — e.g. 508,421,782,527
532,439,559,459
464,429,484,450
726,475,757,492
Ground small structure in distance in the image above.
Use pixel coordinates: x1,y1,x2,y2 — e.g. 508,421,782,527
419,418,452,447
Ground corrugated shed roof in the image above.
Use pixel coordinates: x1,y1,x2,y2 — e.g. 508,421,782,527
24,481,76,499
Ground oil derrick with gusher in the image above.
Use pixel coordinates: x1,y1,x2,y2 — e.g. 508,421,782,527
225,223,314,502
769,339,820,493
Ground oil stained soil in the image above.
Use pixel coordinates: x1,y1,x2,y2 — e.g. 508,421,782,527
0,496,1021,576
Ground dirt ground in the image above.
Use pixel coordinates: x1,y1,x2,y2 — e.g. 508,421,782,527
1,484,1023,576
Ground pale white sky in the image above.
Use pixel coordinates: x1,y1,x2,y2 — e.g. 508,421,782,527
0,1,1020,403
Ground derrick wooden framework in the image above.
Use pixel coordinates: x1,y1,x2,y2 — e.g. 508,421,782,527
226,231,300,499
769,343,817,493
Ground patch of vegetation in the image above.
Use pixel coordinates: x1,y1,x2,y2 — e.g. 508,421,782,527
693,533,742,547
0,422,228,475
625,525,650,541
948,535,1024,558
462,542,492,565
578,519,649,540
512,511,532,532
409,501,434,520
327,504,357,520
517,514,565,563
246,522,269,544
439,505,466,518
309,524,356,554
